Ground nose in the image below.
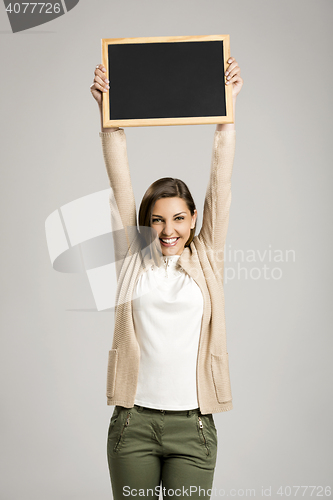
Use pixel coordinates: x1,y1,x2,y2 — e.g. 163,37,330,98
161,221,176,237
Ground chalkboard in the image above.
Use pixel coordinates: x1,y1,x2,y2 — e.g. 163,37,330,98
101,35,233,127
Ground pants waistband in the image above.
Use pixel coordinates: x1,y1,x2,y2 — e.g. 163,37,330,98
133,404,201,416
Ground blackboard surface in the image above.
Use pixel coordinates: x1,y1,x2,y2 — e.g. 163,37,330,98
101,35,233,127
108,40,226,120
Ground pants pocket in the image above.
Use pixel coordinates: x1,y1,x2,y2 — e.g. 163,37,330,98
196,415,210,456
113,410,132,453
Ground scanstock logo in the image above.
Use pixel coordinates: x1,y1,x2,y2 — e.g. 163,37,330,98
3,0,80,33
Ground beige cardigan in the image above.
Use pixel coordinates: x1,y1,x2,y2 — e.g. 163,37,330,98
100,128,236,414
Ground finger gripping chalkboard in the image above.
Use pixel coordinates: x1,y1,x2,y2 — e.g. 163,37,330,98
101,35,233,127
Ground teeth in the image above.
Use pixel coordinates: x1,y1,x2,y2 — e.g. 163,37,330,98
161,238,178,243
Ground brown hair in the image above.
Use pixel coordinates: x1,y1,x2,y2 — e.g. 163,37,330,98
138,177,197,247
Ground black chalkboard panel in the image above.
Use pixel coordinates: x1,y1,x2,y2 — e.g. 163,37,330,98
101,35,233,127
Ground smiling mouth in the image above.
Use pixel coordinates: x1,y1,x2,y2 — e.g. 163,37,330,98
159,237,180,245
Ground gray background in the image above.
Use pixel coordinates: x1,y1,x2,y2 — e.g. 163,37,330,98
1,0,332,499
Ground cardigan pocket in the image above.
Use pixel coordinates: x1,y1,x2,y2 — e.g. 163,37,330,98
211,353,232,403
106,349,118,398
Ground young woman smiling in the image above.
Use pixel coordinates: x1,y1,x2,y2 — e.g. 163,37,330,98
90,56,243,500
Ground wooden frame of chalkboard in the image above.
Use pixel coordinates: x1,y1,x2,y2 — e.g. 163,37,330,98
101,34,233,127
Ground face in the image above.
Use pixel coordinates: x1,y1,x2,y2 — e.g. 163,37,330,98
150,197,197,256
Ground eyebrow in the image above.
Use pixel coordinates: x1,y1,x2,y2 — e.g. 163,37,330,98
151,212,187,217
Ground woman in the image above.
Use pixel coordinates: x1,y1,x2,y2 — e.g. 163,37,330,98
90,56,243,499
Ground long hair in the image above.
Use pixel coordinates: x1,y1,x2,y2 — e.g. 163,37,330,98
138,177,197,248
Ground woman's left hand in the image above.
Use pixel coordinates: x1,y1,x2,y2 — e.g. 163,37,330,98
225,57,243,99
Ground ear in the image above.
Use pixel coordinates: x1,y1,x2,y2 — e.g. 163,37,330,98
190,209,198,229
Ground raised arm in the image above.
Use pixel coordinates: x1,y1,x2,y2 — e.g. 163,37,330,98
99,128,137,232
197,116,236,252
90,64,137,232
197,57,243,278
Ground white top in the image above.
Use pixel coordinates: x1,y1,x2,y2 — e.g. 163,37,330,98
132,253,204,410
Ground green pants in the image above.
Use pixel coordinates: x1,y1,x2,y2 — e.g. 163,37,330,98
107,404,218,500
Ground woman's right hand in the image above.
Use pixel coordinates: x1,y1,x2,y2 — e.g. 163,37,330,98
90,64,109,107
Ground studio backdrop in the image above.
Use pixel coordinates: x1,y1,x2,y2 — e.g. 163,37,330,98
0,1,332,499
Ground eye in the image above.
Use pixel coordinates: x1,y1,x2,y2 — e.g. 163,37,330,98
152,216,185,223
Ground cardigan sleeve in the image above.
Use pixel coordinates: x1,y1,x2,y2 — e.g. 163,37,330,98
99,129,138,278
99,128,137,231
197,130,236,276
